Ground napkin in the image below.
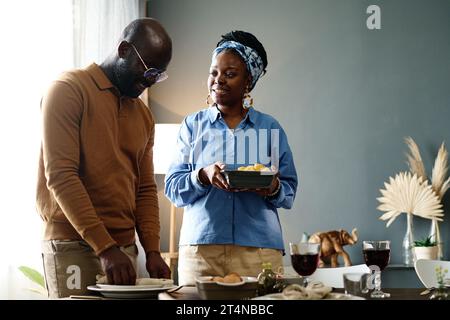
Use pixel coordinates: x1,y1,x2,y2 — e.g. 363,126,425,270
96,274,173,286
282,281,332,300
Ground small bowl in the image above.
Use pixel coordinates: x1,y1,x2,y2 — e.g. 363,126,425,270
444,278,450,287
278,275,303,286
196,276,258,300
221,170,275,189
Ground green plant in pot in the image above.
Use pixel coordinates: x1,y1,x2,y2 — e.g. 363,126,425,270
413,236,438,261
18,266,47,296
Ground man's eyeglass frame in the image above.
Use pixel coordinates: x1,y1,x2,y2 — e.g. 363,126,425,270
130,43,168,83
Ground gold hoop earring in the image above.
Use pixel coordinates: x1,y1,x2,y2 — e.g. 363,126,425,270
206,93,214,106
243,91,253,109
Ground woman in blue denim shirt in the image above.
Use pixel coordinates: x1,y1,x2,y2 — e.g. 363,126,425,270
165,31,298,285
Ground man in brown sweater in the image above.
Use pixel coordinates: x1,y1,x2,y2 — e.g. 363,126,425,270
37,18,172,298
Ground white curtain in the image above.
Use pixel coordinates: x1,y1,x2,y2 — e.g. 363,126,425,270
72,0,149,278
0,0,143,299
73,0,141,68
0,0,74,299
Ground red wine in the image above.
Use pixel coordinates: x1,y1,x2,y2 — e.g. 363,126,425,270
363,249,390,271
291,253,319,276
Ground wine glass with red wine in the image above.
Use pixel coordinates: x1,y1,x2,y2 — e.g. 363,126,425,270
362,240,391,298
289,242,321,286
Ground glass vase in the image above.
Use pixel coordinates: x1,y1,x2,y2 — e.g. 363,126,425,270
402,213,414,266
429,219,443,260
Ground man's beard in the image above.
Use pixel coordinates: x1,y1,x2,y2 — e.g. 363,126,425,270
114,61,142,98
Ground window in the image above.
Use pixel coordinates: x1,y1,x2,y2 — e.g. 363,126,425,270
0,0,73,299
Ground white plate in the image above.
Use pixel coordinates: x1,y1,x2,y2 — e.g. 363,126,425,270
87,285,177,299
97,282,173,290
325,292,366,300
252,292,365,300
195,276,257,286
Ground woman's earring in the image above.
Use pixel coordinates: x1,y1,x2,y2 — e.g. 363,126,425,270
243,90,253,109
206,93,214,106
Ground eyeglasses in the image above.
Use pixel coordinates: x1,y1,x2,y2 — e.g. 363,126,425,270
130,43,168,83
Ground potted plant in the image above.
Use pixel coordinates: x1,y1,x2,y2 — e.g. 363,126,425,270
413,236,438,261
18,266,47,296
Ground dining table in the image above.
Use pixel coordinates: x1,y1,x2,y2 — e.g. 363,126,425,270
158,286,430,300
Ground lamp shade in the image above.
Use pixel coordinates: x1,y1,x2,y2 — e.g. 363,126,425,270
153,123,181,174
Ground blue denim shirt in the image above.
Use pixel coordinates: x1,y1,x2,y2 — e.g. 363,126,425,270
164,106,298,250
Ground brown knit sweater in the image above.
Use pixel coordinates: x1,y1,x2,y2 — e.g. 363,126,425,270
36,63,160,255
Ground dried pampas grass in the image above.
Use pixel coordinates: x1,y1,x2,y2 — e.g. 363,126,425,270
405,137,450,199
377,172,444,227
391,137,449,260
431,143,450,199
404,137,427,181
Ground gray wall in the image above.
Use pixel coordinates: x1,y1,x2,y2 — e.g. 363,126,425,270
147,0,450,286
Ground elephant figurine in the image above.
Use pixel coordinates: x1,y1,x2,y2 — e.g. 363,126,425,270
308,228,358,267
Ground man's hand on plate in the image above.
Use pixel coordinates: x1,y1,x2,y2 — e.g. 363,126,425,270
146,251,171,279
99,246,137,285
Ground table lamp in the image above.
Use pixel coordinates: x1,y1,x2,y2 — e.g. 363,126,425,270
153,123,181,275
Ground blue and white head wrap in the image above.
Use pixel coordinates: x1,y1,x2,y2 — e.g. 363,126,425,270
212,40,264,91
